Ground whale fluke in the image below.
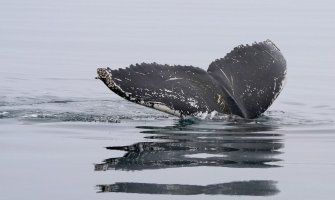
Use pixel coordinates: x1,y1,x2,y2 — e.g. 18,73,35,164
96,40,286,119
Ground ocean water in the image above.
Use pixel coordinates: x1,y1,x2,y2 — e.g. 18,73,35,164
1,0,335,199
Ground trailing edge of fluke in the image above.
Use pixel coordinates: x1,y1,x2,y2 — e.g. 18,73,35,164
96,39,287,119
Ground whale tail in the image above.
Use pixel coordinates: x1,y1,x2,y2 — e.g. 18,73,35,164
97,40,286,119
207,40,287,118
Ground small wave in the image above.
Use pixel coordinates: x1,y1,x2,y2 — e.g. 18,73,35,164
1,95,333,126
194,111,251,122
0,108,172,123
23,112,121,123
183,109,333,128
263,110,334,126
0,111,10,119
0,110,120,123
1,107,332,126
0,96,91,107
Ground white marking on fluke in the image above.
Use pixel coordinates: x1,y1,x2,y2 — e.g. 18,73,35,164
166,77,182,81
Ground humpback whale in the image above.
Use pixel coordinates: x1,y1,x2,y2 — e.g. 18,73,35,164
96,40,286,119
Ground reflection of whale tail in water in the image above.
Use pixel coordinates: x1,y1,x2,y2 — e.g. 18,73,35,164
95,123,283,171
96,40,286,119
95,120,284,196
97,181,279,196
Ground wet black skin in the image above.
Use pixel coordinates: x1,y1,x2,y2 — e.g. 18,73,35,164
97,40,286,119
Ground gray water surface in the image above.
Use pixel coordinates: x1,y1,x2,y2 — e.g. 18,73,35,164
1,0,335,199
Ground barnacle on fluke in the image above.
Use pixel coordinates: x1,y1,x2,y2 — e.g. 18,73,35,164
96,40,286,119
